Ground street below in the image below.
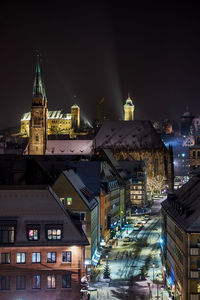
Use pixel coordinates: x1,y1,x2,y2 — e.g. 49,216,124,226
88,197,169,300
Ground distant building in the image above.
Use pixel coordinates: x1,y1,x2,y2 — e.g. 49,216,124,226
124,94,134,121
19,55,87,155
0,185,88,300
190,132,200,173
161,176,200,300
180,111,194,136
94,120,174,194
118,160,147,207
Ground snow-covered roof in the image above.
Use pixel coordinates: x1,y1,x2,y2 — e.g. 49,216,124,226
95,120,164,149
21,111,72,121
45,140,93,155
63,170,98,211
162,175,200,232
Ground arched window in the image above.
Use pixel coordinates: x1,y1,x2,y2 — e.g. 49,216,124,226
35,135,39,142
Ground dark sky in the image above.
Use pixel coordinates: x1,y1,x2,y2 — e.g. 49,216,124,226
1,0,200,128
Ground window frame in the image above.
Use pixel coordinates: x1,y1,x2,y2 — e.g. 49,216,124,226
1,252,11,264
32,275,41,289
47,274,56,289
47,252,57,263
0,224,15,244
16,252,26,264
62,273,71,288
62,251,72,263
0,276,10,290
27,225,40,241
32,252,41,264
16,275,26,290
46,225,63,241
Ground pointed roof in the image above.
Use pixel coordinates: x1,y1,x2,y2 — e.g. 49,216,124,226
32,54,46,99
124,93,134,106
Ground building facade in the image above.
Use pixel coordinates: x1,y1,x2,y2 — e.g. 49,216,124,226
53,170,99,268
161,177,200,300
0,185,88,300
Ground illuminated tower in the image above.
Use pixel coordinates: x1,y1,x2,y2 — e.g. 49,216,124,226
124,94,134,121
28,55,48,155
71,104,80,129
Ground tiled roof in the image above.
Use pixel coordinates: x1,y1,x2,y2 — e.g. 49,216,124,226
95,120,164,149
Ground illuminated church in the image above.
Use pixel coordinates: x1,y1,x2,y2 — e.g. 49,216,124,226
20,56,80,139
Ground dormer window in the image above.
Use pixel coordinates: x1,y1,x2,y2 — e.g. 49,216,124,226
27,225,40,241
0,224,15,244
46,225,63,240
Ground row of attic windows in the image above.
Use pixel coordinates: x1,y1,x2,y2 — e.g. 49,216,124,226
0,225,63,243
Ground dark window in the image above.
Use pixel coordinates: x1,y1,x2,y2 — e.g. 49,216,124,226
193,151,196,159
62,251,72,263
47,252,56,263
32,275,41,289
1,253,10,264
47,229,62,240
28,228,39,241
0,276,10,290
47,275,56,289
0,225,15,244
35,135,39,142
16,252,26,264
62,273,71,288
16,275,26,290
32,252,41,263
198,151,200,158
34,117,40,125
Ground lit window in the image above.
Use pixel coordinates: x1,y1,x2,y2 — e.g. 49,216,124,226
28,229,39,241
1,253,10,264
62,273,71,288
0,276,10,290
197,282,200,293
32,252,41,263
47,229,62,240
67,197,72,205
32,275,40,289
47,275,56,289
16,275,26,290
0,225,15,243
47,252,56,263
62,251,72,263
16,253,26,264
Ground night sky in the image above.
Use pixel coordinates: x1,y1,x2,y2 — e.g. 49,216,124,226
1,1,200,129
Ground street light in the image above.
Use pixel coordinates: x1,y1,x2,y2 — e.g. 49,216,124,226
161,286,164,300
152,263,155,284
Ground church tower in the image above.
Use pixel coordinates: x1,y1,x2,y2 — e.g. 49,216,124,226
28,55,48,155
124,94,134,121
71,104,80,129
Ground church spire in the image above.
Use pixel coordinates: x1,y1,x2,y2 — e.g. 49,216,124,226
32,54,46,99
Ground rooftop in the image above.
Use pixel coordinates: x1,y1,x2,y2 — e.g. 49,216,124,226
162,175,200,232
95,120,164,149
